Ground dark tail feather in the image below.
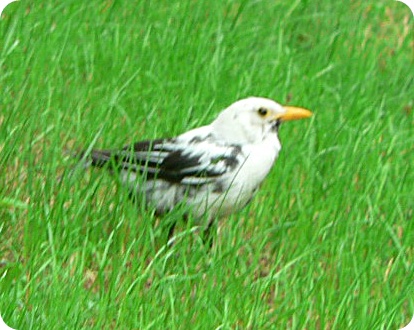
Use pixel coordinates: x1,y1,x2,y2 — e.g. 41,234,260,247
89,150,113,168
69,149,113,169
61,149,113,180
60,149,114,183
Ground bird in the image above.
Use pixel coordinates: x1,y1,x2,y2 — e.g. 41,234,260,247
77,97,312,241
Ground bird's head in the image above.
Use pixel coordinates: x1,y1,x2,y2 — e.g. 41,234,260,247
212,97,312,144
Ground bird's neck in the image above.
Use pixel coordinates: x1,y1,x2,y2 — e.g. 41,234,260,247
212,119,273,145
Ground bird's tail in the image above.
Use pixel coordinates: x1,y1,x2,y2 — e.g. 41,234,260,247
72,149,114,169
60,148,114,184
70,127,113,169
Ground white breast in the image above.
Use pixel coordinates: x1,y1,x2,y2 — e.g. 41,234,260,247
196,135,281,218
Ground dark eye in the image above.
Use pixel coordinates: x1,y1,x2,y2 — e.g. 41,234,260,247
258,108,268,116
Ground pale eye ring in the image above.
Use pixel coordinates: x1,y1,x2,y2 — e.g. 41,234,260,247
258,108,268,117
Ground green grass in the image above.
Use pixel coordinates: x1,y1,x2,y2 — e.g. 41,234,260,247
1,0,413,329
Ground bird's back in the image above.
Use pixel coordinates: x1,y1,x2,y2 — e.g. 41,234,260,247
85,125,274,221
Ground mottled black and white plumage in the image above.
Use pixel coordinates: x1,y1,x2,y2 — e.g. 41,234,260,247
79,97,312,224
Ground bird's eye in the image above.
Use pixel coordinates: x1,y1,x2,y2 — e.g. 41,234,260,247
258,108,268,117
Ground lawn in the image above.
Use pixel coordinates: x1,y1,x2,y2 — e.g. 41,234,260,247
1,0,413,329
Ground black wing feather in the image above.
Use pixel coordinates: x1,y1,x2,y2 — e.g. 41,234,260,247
86,137,239,185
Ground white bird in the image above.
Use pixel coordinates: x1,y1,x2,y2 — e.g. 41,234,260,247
79,97,312,239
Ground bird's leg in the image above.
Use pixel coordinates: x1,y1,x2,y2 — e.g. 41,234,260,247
167,221,177,243
127,191,139,204
202,219,216,249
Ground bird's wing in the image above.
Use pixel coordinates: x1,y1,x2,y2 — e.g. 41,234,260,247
88,127,242,186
